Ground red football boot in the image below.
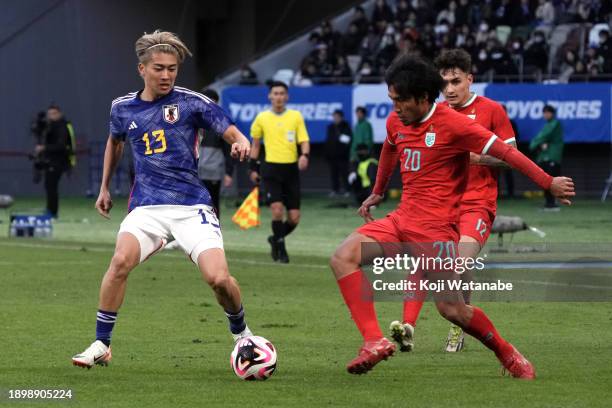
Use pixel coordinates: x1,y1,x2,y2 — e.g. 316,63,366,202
500,345,536,380
346,338,396,375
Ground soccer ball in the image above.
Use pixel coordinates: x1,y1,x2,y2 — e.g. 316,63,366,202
230,335,277,380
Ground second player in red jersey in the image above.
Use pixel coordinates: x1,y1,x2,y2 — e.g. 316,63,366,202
329,54,574,377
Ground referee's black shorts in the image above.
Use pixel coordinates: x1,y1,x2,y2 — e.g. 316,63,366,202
261,162,301,210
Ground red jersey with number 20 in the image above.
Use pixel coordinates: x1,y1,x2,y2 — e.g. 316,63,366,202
441,94,515,212
384,103,499,224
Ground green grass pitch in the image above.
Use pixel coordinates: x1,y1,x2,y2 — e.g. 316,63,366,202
1,196,611,407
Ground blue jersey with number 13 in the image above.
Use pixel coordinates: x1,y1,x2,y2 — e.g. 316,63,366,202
109,86,232,212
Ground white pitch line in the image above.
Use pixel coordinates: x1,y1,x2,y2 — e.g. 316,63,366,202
0,240,328,270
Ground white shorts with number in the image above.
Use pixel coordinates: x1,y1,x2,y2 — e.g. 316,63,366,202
118,205,223,264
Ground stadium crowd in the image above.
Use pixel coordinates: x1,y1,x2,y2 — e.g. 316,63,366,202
240,0,612,85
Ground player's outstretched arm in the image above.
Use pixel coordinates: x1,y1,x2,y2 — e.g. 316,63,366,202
358,140,399,221
486,139,575,205
471,141,517,168
222,125,251,162
96,135,124,219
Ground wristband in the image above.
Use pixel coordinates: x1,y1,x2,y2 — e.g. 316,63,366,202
248,159,260,173
300,153,310,159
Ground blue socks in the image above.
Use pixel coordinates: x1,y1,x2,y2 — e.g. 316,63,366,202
225,305,246,334
96,310,117,346
95,306,244,343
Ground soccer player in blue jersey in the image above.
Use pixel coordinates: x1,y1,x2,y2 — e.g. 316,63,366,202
72,30,254,368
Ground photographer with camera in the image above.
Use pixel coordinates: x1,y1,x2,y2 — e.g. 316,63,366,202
32,105,75,218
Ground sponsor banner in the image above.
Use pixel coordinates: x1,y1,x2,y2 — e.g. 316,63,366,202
351,84,392,143
485,84,610,143
351,83,489,143
221,86,352,143
222,84,611,144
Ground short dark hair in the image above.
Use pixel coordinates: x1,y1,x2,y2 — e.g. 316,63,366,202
269,81,289,92
543,105,556,114
333,109,344,117
356,106,367,115
202,88,219,103
384,53,443,104
434,48,472,74
47,104,61,111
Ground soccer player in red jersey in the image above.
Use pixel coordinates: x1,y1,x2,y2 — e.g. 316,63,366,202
395,49,518,353
329,54,574,377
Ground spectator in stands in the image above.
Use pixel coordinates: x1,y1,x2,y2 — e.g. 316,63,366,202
239,65,258,85
515,0,534,24
486,38,517,76
351,106,374,163
493,0,514,26
320,20,343,56
318,44,335,71
325,109,352,197
377,26,398,67
535,0,555,28
35,105,73,218
342,23,363,55
529,105,564,210
293,63,316,86
351,6,370,37
455,0,470,27
523,30,549,75
361,21,387,58
197,89,234,216
597,29,612,72
585,46,604,74
395,0,413,25
372,0,394,23
475,22,491,45
559,49,579,82
437,1,457,26
332,56,352,83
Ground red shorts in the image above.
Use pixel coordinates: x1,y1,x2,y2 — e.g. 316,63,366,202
357,209,459,249
357,210,460,279
458,207,495,247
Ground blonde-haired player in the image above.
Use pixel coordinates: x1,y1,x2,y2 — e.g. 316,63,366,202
72,30,255,368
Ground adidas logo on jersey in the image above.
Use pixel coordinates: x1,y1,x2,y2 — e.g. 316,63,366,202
129,121,138,130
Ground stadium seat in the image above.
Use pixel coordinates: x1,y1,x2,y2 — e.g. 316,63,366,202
272,69,294,86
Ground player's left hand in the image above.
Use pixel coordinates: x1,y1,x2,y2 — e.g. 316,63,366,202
549,176,575,205
358,193,383,222
231,141,250,161
298,154,309,171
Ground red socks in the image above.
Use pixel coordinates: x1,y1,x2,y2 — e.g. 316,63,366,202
337,270,383,341
462,306,513,359
402,271,426,326
402,299,424,327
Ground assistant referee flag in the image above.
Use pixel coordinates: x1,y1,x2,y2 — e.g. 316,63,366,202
232,187,260,229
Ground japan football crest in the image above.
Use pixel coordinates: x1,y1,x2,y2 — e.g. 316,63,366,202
163,104,179,124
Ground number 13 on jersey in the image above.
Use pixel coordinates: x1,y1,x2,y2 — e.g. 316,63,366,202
143,129,167,155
